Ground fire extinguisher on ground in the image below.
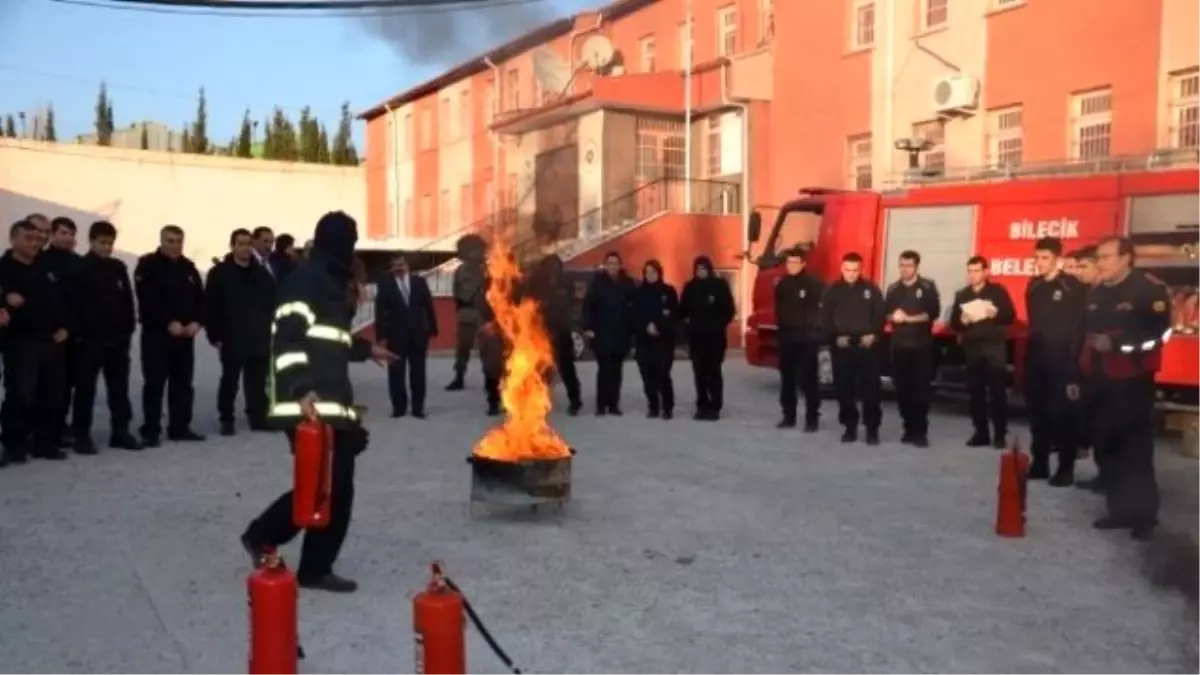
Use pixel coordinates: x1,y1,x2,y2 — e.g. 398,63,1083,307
248,547,299,674
413,562,523,675
293,419,333,529
996,437,1031,538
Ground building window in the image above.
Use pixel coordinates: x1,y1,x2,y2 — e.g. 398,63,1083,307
759,0,774,45
987,105,1023,167
707,116,723,176
717,5,738,57
636,117,686,181
923,0,948,29
678,20,694,67
420,109,432,150
912,120,945,172
640,35,657,73
1169,68,1199,149
403,113,412,158
459,91,471,140
506,172,518,209
440,97,451,144
420,194,432,236
848,134,872,190
1070,88,1112,160
852,0,875,49
460,183,472,224
484,79,495,121
507,69,520,111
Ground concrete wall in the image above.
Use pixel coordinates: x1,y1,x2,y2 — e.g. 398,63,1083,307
0,139,365,268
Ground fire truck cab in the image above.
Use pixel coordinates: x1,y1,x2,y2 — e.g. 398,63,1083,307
743,161,1199,410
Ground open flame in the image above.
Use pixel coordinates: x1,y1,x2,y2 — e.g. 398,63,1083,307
471,241,571,462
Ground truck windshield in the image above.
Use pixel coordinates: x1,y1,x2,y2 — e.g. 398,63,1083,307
761,208,822,267
1134,234,1199,335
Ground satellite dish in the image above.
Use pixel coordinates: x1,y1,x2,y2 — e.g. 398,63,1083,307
532,48,572,98
580,35,615,71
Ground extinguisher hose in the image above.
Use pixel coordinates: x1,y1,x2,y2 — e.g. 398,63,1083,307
441,576,523,674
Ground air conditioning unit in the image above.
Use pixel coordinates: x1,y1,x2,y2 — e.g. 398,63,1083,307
932,74,979,115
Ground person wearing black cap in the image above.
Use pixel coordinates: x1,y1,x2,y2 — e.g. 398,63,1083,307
241,211,396,593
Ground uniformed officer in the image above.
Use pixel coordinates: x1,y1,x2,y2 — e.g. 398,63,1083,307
884,250,941,447
950,256,1016,449
241,211,397,592
1025,237,1088,486
679,256,736,421
530,254,584,415
0,219,71,463
1079,236,1171,541
773,248,825,431
41,217,83,447
1069,246,1108,493
205,228,276,436
71,221,142,454
447,248,485,391
134,225,206,446
822,252,886,444
631,259,679,419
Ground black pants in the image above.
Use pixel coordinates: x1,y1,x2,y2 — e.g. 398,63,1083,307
892,344,933,436
1093,378,1158,526
831,345,882,430
387,342,428,414
1,337,66,454
635,339,675,414
218,349,269,425
964,347,1007,438
689,334,727,413
485,376,500,409
594,351,625,411
551,331,582,407
452,320,477,380
245,428,360,583
140,332,196,437
59,340,77,437
1026,344,1077,465
72,338,134,439
779,340,821,424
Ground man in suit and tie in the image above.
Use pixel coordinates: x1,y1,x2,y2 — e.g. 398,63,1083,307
375,254,438,418
251,227,277,280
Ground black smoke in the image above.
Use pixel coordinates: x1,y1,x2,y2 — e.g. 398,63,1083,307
356,1,560,67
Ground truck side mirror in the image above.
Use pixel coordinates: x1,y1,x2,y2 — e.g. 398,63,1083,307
747,211,762,243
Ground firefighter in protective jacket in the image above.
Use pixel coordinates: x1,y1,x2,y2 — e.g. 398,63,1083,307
241,211,396,593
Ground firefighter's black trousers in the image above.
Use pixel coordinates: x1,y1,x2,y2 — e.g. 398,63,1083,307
635,339,674,414
140,332,195,437
779,339,821,424
1094,377,1159,527
832,343,882,430
1,336,66,454
72,338,134,439
1025,342,1078,465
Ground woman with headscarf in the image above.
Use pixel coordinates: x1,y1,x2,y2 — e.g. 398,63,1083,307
631,259,679,419
679,256,736,421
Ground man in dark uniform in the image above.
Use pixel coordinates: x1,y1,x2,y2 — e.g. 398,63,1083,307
41,217,83,447
205,228,276,436
1069,246,1108,493
26,213,51,250
530,254,583,416
134,225,206,446
447,248,485,391
71,221,142,454
582,252,636,416
1080,236,1171,541
773,248,825,431
885,250,941,447
821,252,886,444
0,220,71,463
241,211,396,592
1025,237,1088,486
631,259,679,419
679,256,736,421
950,256,1016,449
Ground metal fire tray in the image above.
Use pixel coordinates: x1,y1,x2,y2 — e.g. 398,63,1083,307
467,449,576,511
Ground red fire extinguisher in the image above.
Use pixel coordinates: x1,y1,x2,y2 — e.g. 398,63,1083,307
293,419,333,529
248,547,298,675
413,563,466,674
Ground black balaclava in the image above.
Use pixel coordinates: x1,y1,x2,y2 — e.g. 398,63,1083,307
313,211,358,275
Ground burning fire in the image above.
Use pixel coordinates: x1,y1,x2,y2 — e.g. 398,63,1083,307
472,241,572,462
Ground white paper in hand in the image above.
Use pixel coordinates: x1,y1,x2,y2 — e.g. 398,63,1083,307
960,299,995,322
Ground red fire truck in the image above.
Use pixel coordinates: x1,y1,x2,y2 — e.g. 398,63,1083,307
743,160,1199,410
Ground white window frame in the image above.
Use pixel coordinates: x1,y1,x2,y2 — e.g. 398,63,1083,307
913,119,946,172
1069,88,1112,160
852,0,875,49
759,0,774,46
848,134,872,190
717,5,738,58
923,0,949,30
1169,68,1199,150
507,69,520,111
640,35,657,73
678,20,694,67
987,105,1024,168
707,116,722,176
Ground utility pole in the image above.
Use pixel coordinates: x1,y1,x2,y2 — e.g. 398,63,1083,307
683,0,693,212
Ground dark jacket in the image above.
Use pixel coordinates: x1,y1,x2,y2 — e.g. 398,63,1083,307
205,254,276,357
452,260,486,324
822,277,886,343
1026,272,1088,350
529,255,575,337
884,276,942,349
374,272,438,347
679,256,736,341
134,250,205,332
950,281,1016,350
477,293,505,380
39,246,82,311
269,252,298,283
0,250,71,339
582,268,636,356
268,249,374,430
774,270,825,343
631,261,679,347
74,252,136,344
